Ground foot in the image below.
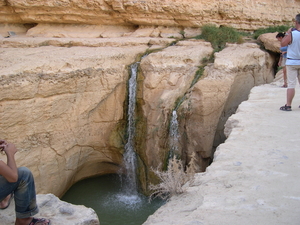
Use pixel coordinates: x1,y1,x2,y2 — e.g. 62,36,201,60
280,104,292,111
15,217,51,225
0,193,13,209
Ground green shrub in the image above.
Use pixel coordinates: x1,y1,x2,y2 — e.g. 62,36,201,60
194,24,244,52
253,25,290,39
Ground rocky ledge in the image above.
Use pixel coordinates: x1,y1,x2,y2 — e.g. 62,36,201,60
143,75,300,225
0,194,99,225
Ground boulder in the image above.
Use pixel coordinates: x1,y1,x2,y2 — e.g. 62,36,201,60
0,194,99,225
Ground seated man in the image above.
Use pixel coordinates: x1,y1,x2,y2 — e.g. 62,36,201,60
0,140,51,225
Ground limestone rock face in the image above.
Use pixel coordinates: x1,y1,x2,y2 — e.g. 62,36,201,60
138,40,214,175
0,194,99,225
0,38,155,196
187,43,274,164
0,36,275,199
0,0,299,34
138,42,274,183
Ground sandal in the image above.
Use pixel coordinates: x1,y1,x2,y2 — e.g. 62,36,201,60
280,105,292,111
28,217,51,225
0,193,13,210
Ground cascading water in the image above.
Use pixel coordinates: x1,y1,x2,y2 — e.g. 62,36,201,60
168,110,181,159
61,57,165,225
118,62,141,205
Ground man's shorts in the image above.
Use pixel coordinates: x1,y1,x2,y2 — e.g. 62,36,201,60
286,65,300,88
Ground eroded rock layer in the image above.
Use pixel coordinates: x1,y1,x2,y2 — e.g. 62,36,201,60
0,36,276,197
0,0,299,32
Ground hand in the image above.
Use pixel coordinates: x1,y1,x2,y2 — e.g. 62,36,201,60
0,140,7,154
2,142,17,156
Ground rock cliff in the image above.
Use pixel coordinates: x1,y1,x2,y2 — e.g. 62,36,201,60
0,34,276,198
1,0,300,38
1,0,300,30
0,0,294,223
143,74,300,225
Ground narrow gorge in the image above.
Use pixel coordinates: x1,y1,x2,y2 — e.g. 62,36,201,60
1,0,300,224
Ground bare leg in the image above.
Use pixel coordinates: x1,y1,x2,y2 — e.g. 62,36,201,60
283,66,287,87
0,194,12,209
287,88,295,106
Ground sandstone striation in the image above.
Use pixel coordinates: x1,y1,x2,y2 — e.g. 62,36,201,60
0,0,298,28
0,0,300,38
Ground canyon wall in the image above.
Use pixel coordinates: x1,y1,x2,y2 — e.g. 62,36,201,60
1,0,300,39
0,0,284,197
137,42,274,190
0,34,276,196
0,37,154,196
0,0,299,31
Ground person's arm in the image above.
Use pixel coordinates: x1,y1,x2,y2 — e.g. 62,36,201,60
281,28,293,47
278,55,282,66
0,141,18,182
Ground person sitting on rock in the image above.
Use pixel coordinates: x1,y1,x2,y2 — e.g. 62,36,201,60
0,140,51,225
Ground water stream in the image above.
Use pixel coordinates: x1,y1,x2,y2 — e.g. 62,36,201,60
62,61,165,225
119,62,140,200
168,110,181,159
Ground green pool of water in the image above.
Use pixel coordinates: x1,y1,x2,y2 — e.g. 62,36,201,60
61,174,165,225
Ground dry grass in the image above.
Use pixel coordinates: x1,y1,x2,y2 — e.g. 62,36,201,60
149,152,197,201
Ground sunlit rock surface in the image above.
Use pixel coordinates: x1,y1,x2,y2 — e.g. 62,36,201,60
0,36,276,197
1,0,299,32
0,194,99,225
143,73,300,225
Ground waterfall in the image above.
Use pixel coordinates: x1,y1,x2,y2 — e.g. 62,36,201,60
118,62,141,206
169,110,180,159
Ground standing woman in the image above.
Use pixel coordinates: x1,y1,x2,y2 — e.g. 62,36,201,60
276,32,288,88
0,140,51,225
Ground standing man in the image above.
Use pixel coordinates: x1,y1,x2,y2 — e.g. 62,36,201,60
280,14,300,111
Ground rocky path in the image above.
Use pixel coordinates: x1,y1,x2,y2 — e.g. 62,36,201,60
144,79,300,225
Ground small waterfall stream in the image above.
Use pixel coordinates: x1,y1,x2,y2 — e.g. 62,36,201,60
122,62,139,195
62,61,164,225
169,110,180,159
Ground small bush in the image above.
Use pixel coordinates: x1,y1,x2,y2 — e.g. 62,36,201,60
149,153,197,201
194,24,244,52
253,25,290,39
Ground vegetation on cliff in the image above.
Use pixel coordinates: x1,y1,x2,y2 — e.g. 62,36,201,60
194,24,244,52
253,25,290,39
